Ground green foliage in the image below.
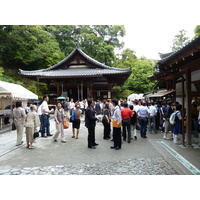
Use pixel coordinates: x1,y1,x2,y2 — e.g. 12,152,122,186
114,48,137,68
0,66,17,83
75,25,125,66
43,25,76,56
0,67,46,99
43,25,125,66
171,29,190,51
0,67,3,77
113,48,156,95
194,25,200,38
0,25,65,70
124,57,156,93
0,25,157,98
0,25,125,69
112,86,132,99
26,81,47,99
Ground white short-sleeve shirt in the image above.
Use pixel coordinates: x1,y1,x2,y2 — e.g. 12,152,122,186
41,101,49,114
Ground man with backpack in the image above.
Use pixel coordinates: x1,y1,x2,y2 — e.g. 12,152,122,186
171,104,182,143
163,101,174,139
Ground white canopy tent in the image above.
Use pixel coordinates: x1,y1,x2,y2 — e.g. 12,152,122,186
0,81,38,100
0,81,38,131
127,93,144,101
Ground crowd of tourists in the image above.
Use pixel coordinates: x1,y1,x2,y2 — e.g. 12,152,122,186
12,95,200,150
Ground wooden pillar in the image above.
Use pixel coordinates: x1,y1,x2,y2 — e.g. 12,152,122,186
181,76,185,146
56,82,60,97
87,84,91,99
186,69,192,146
108,84,112,99
81,83,83,100
77,85,80,101
172,77,176,102
166,80,169,90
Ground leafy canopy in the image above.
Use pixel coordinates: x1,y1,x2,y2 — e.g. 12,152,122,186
0,25,158,98
171,29,190,51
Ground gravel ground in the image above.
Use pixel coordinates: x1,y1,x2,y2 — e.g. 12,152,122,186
0,156,178,175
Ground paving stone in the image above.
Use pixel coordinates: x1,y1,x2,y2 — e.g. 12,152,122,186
12,171,21,175
0,157,179,175
20,169,32,175
0,169,10,174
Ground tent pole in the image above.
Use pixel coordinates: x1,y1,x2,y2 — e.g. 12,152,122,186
37,77,39,97
9,96,13,132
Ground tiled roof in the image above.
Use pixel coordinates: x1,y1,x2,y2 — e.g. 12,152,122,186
19,46,131,76
158,52,175,60
20,68,131,77
158,35,200,64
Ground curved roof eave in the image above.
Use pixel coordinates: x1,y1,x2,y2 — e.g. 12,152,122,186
158,35,200,65
19,68,132,77
20,47,131,74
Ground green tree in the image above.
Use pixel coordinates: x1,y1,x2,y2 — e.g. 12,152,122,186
112,47,156,96
77,25,125,66
0,25,15,68
92,25,125,49
43,25,77,56
171,29,190,51
0,25,65,70
194,25,200,38
124,57,156,94
45,25,126,66
112,85,132,99
114,48,137,68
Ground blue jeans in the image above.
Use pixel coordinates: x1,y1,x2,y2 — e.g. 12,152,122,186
41,115,50,136
148,116,156,134
39,115,43,132
139,117,148,137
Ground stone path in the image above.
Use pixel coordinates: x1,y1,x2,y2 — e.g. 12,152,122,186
1,118,200,175
0,157,178,175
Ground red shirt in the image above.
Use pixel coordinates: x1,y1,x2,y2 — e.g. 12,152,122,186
121,107,133,119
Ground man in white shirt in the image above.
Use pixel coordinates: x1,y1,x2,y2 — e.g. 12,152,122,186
41,96,52,137
111,98,122,150
37,101,43,133
137,102,149,138
148,102,157,134
134,101,142,112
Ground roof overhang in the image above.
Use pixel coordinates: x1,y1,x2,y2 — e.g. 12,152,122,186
147,90,175,98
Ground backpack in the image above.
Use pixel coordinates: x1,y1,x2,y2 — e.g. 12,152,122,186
70,109,75,122
169,111,178,125
131,111,137,125
166,106,173,118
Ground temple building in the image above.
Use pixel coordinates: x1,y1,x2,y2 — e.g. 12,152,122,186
148,35,200,146
19,46,132,102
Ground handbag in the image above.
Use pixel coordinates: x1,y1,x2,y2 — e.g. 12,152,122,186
63,119,69,129
112,120,122,128
12,123,16,131
33,131,39,139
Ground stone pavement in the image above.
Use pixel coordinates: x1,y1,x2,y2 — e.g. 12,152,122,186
0,117,200,175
